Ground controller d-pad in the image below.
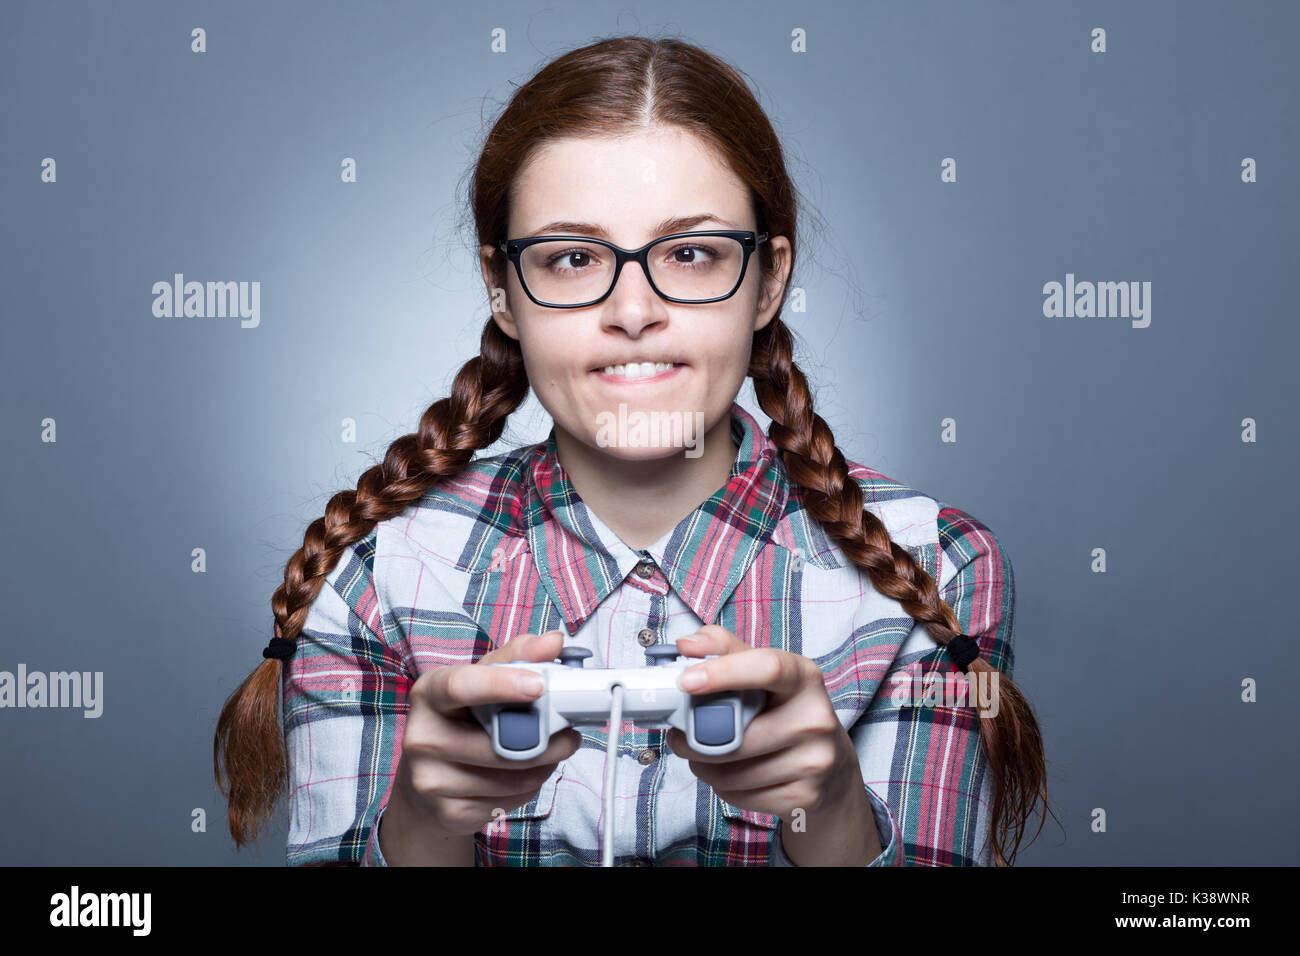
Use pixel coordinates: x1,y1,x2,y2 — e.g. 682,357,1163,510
692,704,736,746
499,707,540,751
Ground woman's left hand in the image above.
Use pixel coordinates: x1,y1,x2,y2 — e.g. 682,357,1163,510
665,624,866,822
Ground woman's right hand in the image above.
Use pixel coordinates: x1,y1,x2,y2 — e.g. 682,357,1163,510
391,630,582,837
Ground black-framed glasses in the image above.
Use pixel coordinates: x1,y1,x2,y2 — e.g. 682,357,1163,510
497,229,770,308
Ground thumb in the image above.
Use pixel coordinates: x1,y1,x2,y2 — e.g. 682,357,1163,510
481,629,566,665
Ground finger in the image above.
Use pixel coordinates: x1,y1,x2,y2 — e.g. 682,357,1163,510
410,709,583,770
417,656,551,715
671,738,811,792
417,631,566,715
675,624,746,657
480,629,566,665
664,710,789,763
422,757,562,800
673,646,811,703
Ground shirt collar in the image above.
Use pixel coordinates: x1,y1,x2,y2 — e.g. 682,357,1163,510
524,401,788,635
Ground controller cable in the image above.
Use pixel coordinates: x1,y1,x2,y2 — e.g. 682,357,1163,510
600,684,624,867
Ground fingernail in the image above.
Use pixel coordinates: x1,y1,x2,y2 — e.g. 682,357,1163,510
679,667,706,691
518,675,544,696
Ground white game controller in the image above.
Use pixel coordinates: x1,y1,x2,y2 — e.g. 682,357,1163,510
471,645,766,761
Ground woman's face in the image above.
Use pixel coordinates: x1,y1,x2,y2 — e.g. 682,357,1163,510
481,126,791,464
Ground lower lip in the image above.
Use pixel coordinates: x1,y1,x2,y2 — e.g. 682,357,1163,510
592,365,683,384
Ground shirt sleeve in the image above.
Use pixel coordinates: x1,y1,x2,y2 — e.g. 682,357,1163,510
846,505,1016,866
281,530,411,866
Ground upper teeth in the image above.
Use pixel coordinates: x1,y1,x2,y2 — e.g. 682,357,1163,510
602,362,675,378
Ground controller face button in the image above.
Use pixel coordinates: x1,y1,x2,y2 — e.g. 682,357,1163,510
499,708,541,751
692,704,736,746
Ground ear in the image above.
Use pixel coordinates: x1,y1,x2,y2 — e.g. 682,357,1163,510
753,235,792,333
481,243,519,340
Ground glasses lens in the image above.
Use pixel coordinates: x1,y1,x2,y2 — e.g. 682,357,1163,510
519,240,614,306
518,236,746,305
648,235,744,301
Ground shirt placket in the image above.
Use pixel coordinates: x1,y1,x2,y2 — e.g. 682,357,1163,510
610,551,672,865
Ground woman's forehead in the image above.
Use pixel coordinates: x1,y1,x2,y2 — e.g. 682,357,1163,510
509,131,752,239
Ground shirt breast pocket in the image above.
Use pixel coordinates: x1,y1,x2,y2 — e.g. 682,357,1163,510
496,765,563,822
717,793,780,831
475,766,564,866
703,791,780,866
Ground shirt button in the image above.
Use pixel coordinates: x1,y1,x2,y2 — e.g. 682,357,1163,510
634,560,656,579
627,858,652,867
637,749,657,765
637,627,656,647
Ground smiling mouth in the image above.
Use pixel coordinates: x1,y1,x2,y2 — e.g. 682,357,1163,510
591,362,682,383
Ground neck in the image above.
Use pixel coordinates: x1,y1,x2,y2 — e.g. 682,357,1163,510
552,411,739,552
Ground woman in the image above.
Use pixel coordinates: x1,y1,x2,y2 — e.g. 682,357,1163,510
214,33,1052,866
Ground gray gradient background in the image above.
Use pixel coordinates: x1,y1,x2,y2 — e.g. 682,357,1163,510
2,0,1296,866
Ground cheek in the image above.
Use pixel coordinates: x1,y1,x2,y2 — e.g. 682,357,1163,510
516,324,562,370
697,324,754,375
515,346,565,399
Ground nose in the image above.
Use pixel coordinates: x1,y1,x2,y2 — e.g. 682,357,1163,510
601,256,668,337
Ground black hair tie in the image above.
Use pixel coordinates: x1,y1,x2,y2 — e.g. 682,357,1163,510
262,637,297,661
945,634,980,670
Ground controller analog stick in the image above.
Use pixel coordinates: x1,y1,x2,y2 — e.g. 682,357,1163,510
644,645,680,666
558,646,593,668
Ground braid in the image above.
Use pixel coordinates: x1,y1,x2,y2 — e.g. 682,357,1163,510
213,317,530,847
750,316,1053,865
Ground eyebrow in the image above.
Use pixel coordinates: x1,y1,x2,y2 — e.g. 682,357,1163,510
523,213,743,240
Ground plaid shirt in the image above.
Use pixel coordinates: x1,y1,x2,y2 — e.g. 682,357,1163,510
281,401,1014,866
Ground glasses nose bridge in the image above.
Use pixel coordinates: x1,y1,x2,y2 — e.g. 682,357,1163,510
607,240,659,299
